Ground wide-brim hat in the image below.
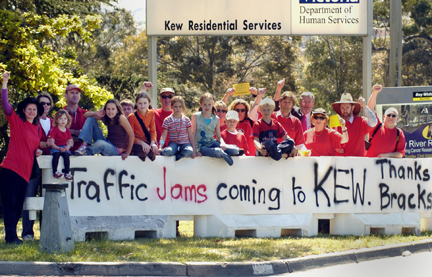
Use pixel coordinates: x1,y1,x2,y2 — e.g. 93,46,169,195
17,97,44,117
332,93,361,116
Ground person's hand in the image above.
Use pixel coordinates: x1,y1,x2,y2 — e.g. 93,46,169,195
157,148,162,155
60,147,66,153
226,88,235,97
2,72,10,83
196,152,203,157
35,149,43,157
339,118,346,127
289,146,298,158
141,142,150,154
249,87,258,96
358,97,366,109
335,148,344,154
47,138,55,147
66,138,74,148
151,143,158,154
191,151,196,159
141,81,153,91
373,84,382,94
277,78,285,91
220,145,227,151
95,109,105,118
258,145,268,156
258,88,267,97
121,152,129,160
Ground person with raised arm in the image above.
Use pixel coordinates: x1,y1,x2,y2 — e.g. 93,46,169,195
0,72,43,244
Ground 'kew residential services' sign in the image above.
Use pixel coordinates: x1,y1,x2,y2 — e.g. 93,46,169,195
147,0,367,36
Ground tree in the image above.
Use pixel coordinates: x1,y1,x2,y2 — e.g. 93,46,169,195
0,10,113,161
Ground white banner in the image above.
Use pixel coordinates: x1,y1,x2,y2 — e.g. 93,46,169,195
146,0,368,36
41,156,432,216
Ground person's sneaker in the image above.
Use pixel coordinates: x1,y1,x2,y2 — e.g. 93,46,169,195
222,152,234,166
22,234,34,241
238,149,245,156
74,145,88,156
53,171,63,178
64,173,73,181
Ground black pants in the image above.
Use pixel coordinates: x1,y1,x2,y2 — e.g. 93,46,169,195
22,166,41,238
0,168,28,242
52,152,70,173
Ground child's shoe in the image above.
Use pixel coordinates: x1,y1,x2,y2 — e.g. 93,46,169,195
53,171,63,178
64,173,73,181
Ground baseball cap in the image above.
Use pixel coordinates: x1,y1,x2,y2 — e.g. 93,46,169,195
65,84,82,93
259,98,275,107
160,88,175,95
384,107,399,116
226,110,239,121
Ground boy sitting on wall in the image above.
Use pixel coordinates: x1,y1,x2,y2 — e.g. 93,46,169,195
252,98,297,160
221,110,249,156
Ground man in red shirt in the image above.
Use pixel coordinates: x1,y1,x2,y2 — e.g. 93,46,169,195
332,93,377,157
63,84,88,153
154,87,174,148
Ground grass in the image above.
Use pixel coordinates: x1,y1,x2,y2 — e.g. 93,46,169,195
0,220,431,263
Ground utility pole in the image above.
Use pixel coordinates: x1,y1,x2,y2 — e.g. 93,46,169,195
389,0,402,87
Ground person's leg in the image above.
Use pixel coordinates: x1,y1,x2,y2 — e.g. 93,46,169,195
61,152,71,174
51,151,61,174
162,142,179,157
21,167,40,239
0,169,27,243
223,145,240,156
87,140,118,156
200,141,233,165
77,116,105,145
176,143,193,160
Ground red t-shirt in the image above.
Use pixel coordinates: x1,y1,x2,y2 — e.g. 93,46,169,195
272,111,305,146
154,108,173,147
366,124,406,157
0,110,41,182
252,118,286,144
335,116,374,157
304,128,343,156
220,123,227,133
221,129,250,156
64,106,87,152
237,119,254,156
48,126,72,146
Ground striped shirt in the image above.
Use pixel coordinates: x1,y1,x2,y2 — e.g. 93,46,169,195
162,114,192,144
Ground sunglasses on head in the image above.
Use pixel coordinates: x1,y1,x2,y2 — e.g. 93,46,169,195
40,101,51,106
217,109,227,113
161,95,173,99
386,114,397,118
235,109,246,113
313,116,326,120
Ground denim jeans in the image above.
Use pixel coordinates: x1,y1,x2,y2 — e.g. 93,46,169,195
22,166,41,238
200,141,234,166
78,116,105,145
162,142,193,160
87,139,119,156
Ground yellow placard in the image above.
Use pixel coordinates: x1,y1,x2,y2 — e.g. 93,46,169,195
329,115,342,128
298,149,311,157
233,83,250,96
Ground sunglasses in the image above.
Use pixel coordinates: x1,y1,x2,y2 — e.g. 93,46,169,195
161,95,173,99
313,116,326,120
386,114,397,118
40,101,51,106
217,109,227,113
235,109,246,113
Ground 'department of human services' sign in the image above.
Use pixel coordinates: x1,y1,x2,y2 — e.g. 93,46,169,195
146,0,368,36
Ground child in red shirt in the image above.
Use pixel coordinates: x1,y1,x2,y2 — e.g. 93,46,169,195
49,110,73,180
221,110,249,156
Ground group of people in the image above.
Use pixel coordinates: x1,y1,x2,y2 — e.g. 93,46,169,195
0,71,405,244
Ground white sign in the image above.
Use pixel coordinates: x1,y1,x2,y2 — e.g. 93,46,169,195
146,0,368,36
41,156,432,217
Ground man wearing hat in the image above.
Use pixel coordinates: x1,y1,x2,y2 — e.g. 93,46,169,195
63,84,88,153
332,93,377,156
154,87,175,148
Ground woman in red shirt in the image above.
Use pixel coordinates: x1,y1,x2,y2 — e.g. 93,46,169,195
0,72,43,244
304,108,348,156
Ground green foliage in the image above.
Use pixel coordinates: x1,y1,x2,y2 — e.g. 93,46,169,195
301,36,363,114
0,10,113,161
